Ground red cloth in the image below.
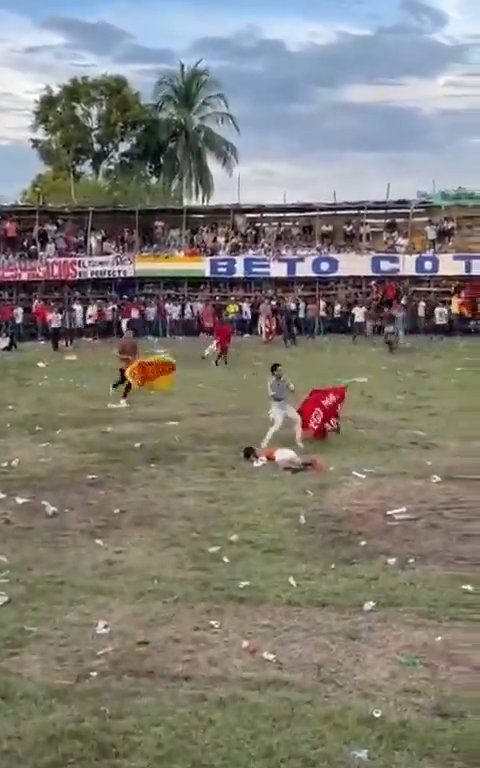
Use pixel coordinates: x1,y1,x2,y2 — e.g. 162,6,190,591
214,322,233,351
297,386,347,440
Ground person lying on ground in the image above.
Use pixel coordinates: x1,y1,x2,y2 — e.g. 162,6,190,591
243,446,324,473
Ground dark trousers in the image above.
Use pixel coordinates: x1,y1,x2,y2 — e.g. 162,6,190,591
112,368,132,399
51,327,61,351
4,332,17,351
64,328,75,347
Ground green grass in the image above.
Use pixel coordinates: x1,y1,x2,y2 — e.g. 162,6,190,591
0,336,478,767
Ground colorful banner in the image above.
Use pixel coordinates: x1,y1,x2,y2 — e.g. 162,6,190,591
134,254,205,278
206,253,480,278
0,257,134,282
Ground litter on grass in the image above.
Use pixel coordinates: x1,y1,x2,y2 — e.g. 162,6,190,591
95,620,111,635
363,600,377,612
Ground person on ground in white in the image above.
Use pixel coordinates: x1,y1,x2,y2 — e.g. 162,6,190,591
261,363,303,449
243,446,323,473
351,301,367,342
433,302,449,339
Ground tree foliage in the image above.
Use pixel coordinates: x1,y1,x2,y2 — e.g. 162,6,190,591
29,62,239,204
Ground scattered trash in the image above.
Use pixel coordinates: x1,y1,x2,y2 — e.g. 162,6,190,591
359,540,367,547
241,639,258,655
386,506,407,517
37,361,47,368
349,749,369,762
362,468,376,473
209,620,221,630
89,671,99,678
95,620,111,635
262,651,277,664
462,585,474,593
299,513,306,525
208,546,221,554
386,557,397,566
39,442,52,448
288,576,298,588
431,475,442,484
64,354,77,361
55,430,62,435
1,462,9,468
222,556,230,564
0,492,6,500
87,475,98,480
407,557,416,564
341,377,368,384
0,593,10,607
0,555,8,564
10,459,19,468
96,647,114,657
363,601,377,612
411,430,426,437
35,426,43,432
400,655,423,669
113,508,124,515
166,421,180,426
229,534,239,543
15,496,29,505
330,563,336,570
352,471,367,480
435,636,443,642
238,581,251,589
94,539,105,548
41,501,58,518
134,443,142,449
371,709,382,719
305,490,314,497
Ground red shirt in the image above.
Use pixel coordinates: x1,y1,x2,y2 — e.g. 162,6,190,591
384,282,397,301
214,322,232,348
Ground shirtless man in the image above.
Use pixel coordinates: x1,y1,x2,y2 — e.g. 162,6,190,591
110,330,138,407
243,446,324,473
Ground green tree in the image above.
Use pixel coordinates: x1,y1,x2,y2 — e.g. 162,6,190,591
20,169,179,207
31,75,147,200
150,60,239,203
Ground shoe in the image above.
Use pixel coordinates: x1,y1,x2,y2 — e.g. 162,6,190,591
119,399,129,408
296,440,304,449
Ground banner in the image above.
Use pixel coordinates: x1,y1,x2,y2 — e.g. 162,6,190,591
0,257,134,282
135,254,205,278
206,253,480,278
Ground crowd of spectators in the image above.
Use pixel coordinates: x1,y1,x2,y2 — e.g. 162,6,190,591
1,280,474,347
0,211,458,264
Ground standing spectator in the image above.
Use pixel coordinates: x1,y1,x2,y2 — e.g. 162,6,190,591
62,303,75,347
145,301,157,337
393,301,406,344
241,298,252,335
305,298,318,339
157,298,167,338
351,301,367,342
72,299,84,338
425,219,438,251
417,298,426,334
201,300,215,336
450,291,461,335
49,306,62,351
433,301,449,339
86,300,98,340
13,303,24,342
333,299,343,334
183,298,195,336
343,220,355,247
297,297,306,336
4,216,19,256
318,295,328,335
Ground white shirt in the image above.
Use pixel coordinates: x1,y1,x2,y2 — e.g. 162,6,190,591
417,300,426,318
426,224,437,240
130,306,140,320
434,306,449,325
298,300,306,319
319,299,327,317
145,305,157,322
241,301,252,320
170,303,181,321
352,306,367,323
184,303,193,319
73,303,84,326
334,303,342,318
86,304,97,325
13,307,23,323
49,312,62,329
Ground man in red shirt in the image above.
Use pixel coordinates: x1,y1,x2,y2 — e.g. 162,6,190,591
214,318,233,366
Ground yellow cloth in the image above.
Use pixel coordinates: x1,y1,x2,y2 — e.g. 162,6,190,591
451,296,460,315
226,302,239,317
126,354,176,391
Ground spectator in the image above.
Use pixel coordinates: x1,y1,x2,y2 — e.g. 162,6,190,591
425,219,438,251
13,304,24,341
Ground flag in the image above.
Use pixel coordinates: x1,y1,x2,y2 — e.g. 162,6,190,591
297,386,347,439
126,353,176,391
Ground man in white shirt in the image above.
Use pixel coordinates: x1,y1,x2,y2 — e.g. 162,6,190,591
351,301,367,342
145,302,157,337
86,302,98,340
425,220,438,251
241,299,252,335
434,302,449,339
49,306,62,351
72,300,84,337
417,299,426,334
168,301,182,337
13,305,24,342
297,299,306,335
319,297,328,336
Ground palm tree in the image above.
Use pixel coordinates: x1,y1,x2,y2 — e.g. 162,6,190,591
152,60,239,203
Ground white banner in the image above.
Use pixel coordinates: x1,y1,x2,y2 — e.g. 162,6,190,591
206,252,480,279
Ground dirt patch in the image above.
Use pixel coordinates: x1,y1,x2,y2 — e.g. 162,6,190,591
329,478,479,570
3,604,476,710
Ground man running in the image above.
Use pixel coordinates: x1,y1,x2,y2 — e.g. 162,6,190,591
110,330,138,407
261,363,303,449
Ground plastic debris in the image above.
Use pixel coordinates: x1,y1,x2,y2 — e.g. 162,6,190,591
113,508,124,515
359,540,367,547
39,442,52,448
371,709,382,719
400,655,423,669
305,490,314,497
386,557,397,566
0,593,10,607
134,443,142,449
96,647,114,657
209,620,221,630
0,555,8,564
15,496,29,505
95,620,111,635
462,584,474,593
330,563,336,570
363,600,377,612
349,749,369,762
10,459,20,468
1,462,9,468
386,506,407,517
238,581,251,589
166,421,180,426
64,354,77,361
87,475,98,480
299,513,306,525
241,639,258,655
222,556,230,564
0,492,6,500
341,377,368,384
288,576,298,588
408,557,416,564
431,475,442,484
37,361,47,368
352,471,367,479
208,546,221,554
262,651,277,663
229,534,239,543
94,539,105,548
435,636,443,642
41,501,59,518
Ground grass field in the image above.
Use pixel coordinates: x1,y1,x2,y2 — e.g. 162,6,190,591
0,335,479,768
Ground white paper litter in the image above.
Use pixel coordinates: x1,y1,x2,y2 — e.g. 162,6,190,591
229,534,239,543
288,576,298,588
208,546,221,554
462,584,474,593
10,459,19,468
352,471,367,480
87,475,98,480
209,620,221,630
134,443,142,449
341,377,368,384
359,540,367,547
15,496,29,505
95,620,111,635
37,361,47,368
349,749,369,762
166,421,180,426
371,709,382,719
0,492,6,500
41,501,58,518
299,513,306,525
386,506,408,517
363,600,377,612
262,651,277,663
238,581,251,589
0,555,8,564
386,557,397,566
222,556,230,564
94,539,105,548
0,593,10,607
431,475,442,484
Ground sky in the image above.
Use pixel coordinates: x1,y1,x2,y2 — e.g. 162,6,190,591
0,0,479,203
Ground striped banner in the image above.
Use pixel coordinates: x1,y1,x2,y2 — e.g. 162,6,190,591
135,254,206,278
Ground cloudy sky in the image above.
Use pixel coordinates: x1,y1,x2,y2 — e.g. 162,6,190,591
0,0,479,203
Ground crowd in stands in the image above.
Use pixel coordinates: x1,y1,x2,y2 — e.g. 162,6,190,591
0,280,473,347
0,211,458,263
